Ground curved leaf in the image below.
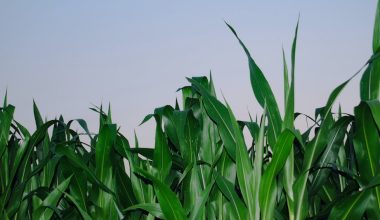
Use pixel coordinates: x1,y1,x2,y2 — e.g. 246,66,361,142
124,203,165,219
226,22,282,148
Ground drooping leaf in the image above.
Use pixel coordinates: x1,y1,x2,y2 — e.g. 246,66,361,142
226,22,282,148
124,203,165,219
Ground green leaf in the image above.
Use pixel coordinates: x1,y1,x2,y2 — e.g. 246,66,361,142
173,110,199,166
114,134,152,206
15,120,31,138
353,102,380,209
283,48,290,104
2,90,7,107
360,57,380,100
95,123,116,183
226,102,255,219
129,147,154,160
124,203,165,219
154,105,179,149
366,99,380,131
115,163,136,209
32,175,73,220
252,105,267,219
215,173,247,220
134,167,187,220
283,18,298,130
260,129,295,220
182,164,203,214
67,119,93,141
0,105,15,159
68,169,89,215
0,105,15,199
226,22,282,148
328,190,371,220
153,115,172,181
62,191,92,220
294,76,352,220
189,179,215,220
95,123,119,218
0,120,58,214
55,146,114,196
187,77,236,160
310,116,353,193
373,0,380,53
33,100,44,128
282,19,298,219
6,138,30,193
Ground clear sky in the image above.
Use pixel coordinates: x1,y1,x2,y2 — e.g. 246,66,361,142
0,1,376,147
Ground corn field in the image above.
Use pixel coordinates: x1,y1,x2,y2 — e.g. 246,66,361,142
1,3,380,220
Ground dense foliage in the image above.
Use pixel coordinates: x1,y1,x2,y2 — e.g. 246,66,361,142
1,3,380,220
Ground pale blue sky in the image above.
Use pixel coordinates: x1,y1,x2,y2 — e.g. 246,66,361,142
0,1,376,146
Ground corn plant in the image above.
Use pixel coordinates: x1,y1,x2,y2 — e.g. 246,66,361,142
1,2,380,220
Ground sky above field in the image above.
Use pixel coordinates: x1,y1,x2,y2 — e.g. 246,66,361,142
0,1,376,146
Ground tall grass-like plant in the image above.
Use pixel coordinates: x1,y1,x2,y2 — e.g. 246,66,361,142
1,3,380,220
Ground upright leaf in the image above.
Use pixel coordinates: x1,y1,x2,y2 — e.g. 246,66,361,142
294,77,353,220
226,103,255,219
153,116,172,181
373,0,380,53
32,100,43,128
253,106,267,219
260,129,295,220
282,20,299,220
95,123,119,219
353,102,380,210
360,57,380,101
